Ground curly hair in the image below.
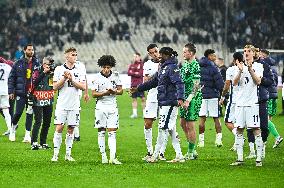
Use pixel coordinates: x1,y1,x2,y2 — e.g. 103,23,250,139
204,49,215,58
97,55,116,67
159,47,178,57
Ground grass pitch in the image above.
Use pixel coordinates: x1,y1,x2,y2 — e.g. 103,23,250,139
0,91,283,187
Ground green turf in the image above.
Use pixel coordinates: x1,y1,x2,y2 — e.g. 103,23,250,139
0,90,284,188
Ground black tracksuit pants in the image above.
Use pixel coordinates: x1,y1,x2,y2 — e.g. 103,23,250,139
31,105,53,145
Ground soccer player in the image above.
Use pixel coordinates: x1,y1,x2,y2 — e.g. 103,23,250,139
230,44,264,167
219,52,243,151
179,43,202,160
0,57,12,141
132,47,185,163
198,49,224,147
142,44,167,161
51,47,86,162
91,55,123,165
128,53,145,118
73,60,89,141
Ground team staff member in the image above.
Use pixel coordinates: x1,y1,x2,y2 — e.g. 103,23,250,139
8,44,40,142
30,57,55,150
128,53,145,118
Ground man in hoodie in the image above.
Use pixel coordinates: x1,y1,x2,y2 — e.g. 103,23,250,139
128,53,145,118
198,49,224,148
131,47,185,163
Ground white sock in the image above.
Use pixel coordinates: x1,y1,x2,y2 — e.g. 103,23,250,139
53,132,62,156
2,108,11,131
159,130,168,155
108,131,116,160
153,128,167,159
248,142,255,154
133,109,137,116
199,133,204,143
232,128,237,136
65,133,74,156
144,127,153,154
170,129,182,158
98,131,106,154
255,134,263,161
74,126,80,138
216,133,222,141
235,134,244,161
25,130,30,137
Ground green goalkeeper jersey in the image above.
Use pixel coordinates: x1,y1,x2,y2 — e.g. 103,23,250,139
180,59,201,97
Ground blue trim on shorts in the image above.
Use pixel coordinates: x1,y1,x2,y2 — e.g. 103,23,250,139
225,81,233,122
164,106,174,130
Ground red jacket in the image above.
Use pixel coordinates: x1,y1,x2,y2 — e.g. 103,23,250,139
128,60,144,87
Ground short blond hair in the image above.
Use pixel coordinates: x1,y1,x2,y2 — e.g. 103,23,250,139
64,47,77,54
244,44,256,52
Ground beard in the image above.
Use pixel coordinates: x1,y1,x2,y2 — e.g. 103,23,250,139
26,52,34,58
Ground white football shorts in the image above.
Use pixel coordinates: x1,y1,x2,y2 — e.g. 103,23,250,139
158,106,178,130
54,109,80,126
143,102,158,119
0,95,10,108
224,103,236,123
199,98,219,117
234,105,260,129
94,107,119,129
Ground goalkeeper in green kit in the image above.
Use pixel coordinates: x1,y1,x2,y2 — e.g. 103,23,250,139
180,43,202,160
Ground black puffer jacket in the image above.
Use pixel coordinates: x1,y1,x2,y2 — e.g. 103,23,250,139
199,57,224,99
264,57,278,99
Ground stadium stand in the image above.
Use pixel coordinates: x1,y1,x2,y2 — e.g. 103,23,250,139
0,0,283,72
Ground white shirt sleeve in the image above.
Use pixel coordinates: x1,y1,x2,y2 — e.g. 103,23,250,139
226,67,233,81
53,66,61,82
90,75,99,91
143,60,151,76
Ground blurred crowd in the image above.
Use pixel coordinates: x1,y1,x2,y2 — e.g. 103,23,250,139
0,0,283,60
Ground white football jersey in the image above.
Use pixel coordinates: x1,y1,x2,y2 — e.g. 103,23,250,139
76,61,87,96
90,71,122,107
143,59,159,103
0,63,12,95
226,66,240,104
235,62,263,106
53,63,86,110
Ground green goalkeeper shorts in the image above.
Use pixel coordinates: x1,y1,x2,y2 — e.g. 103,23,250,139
180,92,202,121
